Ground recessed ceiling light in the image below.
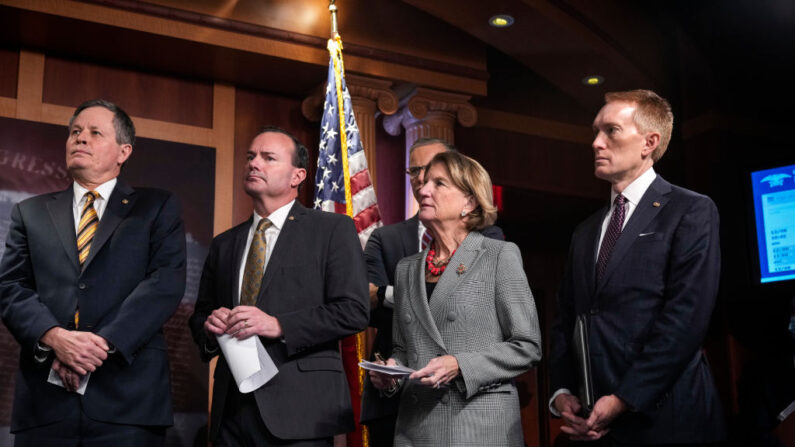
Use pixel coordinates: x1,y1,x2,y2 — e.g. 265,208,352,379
582,75,604,86
489,14,514,28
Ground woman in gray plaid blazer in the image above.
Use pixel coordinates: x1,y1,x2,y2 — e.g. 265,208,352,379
370,151,542,446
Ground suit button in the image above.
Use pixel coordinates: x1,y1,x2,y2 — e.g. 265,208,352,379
403,314,412,323
446,311,457,321
589,308,599,315
411,394,419,404
441,393,449,404
411,353,418,363
78,283,86,290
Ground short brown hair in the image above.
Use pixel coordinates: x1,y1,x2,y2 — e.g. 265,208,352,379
604,89,673,162
426,151,497,231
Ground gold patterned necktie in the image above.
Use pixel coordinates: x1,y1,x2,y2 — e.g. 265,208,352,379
77,191,99,266
240,219,273,306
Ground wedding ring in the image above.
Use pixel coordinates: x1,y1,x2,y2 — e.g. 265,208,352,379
244,320,249,327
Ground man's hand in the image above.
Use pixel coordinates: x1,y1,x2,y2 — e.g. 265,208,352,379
204,307,232,336
585,394,627,436
409,355,459,389
41,327,108,375
226,306,283,339
368,283,379,309
555,393,592,439
52,357,82,392
369,357,398,390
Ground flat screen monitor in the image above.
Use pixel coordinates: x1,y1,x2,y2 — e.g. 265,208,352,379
750,164,795,283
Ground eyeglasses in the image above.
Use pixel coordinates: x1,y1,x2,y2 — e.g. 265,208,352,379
405,166,425,178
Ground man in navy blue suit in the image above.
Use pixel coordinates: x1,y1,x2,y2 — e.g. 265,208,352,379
0,99,186,446
549,90,726,445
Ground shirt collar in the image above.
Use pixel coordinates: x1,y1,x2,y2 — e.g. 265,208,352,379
73,178,117,205
253,199,295,231
611,167,656,207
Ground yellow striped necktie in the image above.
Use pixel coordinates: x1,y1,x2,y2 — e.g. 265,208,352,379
77,191,99,266
240,219,272,306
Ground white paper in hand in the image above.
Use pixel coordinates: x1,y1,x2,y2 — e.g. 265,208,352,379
217,334,278,393
358,360,415,377
47,368,90,395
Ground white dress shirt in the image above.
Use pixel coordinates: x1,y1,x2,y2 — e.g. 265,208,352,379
236,200,294,306
72,178,117,232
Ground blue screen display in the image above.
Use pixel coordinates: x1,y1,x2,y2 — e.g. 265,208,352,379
751,164,795,283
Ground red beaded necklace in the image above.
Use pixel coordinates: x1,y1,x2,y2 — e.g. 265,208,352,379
425,245,456,276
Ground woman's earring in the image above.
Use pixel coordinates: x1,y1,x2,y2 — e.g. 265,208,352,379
460,210,467,217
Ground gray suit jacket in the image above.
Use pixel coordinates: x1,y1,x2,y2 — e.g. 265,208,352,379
391,231,541,446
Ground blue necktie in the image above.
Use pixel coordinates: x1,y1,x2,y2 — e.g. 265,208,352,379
596,194,626,281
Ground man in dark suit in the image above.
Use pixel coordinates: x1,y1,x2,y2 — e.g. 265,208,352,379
189,127,369,446
0,99,186,446
361,138,503,445
549,90,726,445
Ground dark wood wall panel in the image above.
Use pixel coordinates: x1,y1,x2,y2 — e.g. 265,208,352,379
373,115,405,226
457,126,607,200
0,49,18,99
42,56,213,128
233,88,319,225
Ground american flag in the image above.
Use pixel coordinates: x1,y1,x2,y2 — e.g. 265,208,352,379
313,39,382,247
313,36,380,447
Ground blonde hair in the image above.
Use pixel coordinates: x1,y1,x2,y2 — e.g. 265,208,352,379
605,89,673,162
427,151,497,231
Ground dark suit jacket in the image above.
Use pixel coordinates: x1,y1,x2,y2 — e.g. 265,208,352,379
189,201,369,441
360,215,503,423
549,175,726,444
0,180,186,432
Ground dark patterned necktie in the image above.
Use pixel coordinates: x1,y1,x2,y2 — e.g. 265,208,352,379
421,230,432,251
596,194,626,281
77,191,99,266
240,219,273,306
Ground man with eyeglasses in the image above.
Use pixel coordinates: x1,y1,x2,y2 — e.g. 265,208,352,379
359,138,503,446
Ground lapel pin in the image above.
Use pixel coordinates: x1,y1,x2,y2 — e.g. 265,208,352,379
456,264,467,275
122,199,129,204
652,201,660,207
288,216,295,221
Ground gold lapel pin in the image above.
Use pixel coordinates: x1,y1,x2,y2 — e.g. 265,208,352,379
122,199,129,204
288,216,295,221
652,201,660,207
456,264,467,275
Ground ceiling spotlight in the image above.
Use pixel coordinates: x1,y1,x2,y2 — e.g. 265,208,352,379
582,75,604,86
489,14,514,28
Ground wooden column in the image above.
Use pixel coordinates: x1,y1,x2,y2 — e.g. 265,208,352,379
382,87,477,218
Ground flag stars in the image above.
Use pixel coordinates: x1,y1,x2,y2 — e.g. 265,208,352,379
314,198,322,209
327,153,338,165
322,167,331,179
326,129,338,140
331,182,340,192
316,180,324,192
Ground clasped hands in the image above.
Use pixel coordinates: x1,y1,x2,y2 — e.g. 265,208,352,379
554,393,627,441
204,305,283,340
370,355,460,391
41,327,110,393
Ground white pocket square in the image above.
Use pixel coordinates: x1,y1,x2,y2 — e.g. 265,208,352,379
638,232,656,237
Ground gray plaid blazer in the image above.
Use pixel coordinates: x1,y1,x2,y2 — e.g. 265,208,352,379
391,231,542,446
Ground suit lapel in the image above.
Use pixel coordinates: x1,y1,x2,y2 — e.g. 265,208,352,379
428,232,485,324
230,218,252,308
82,180,136,271
597,176,671,290
584,208,608,297
46,187,80,273
406,253,446,350
400,214,420,255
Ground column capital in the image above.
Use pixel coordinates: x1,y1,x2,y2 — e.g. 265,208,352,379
382,86,477,136
301,74,398,122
